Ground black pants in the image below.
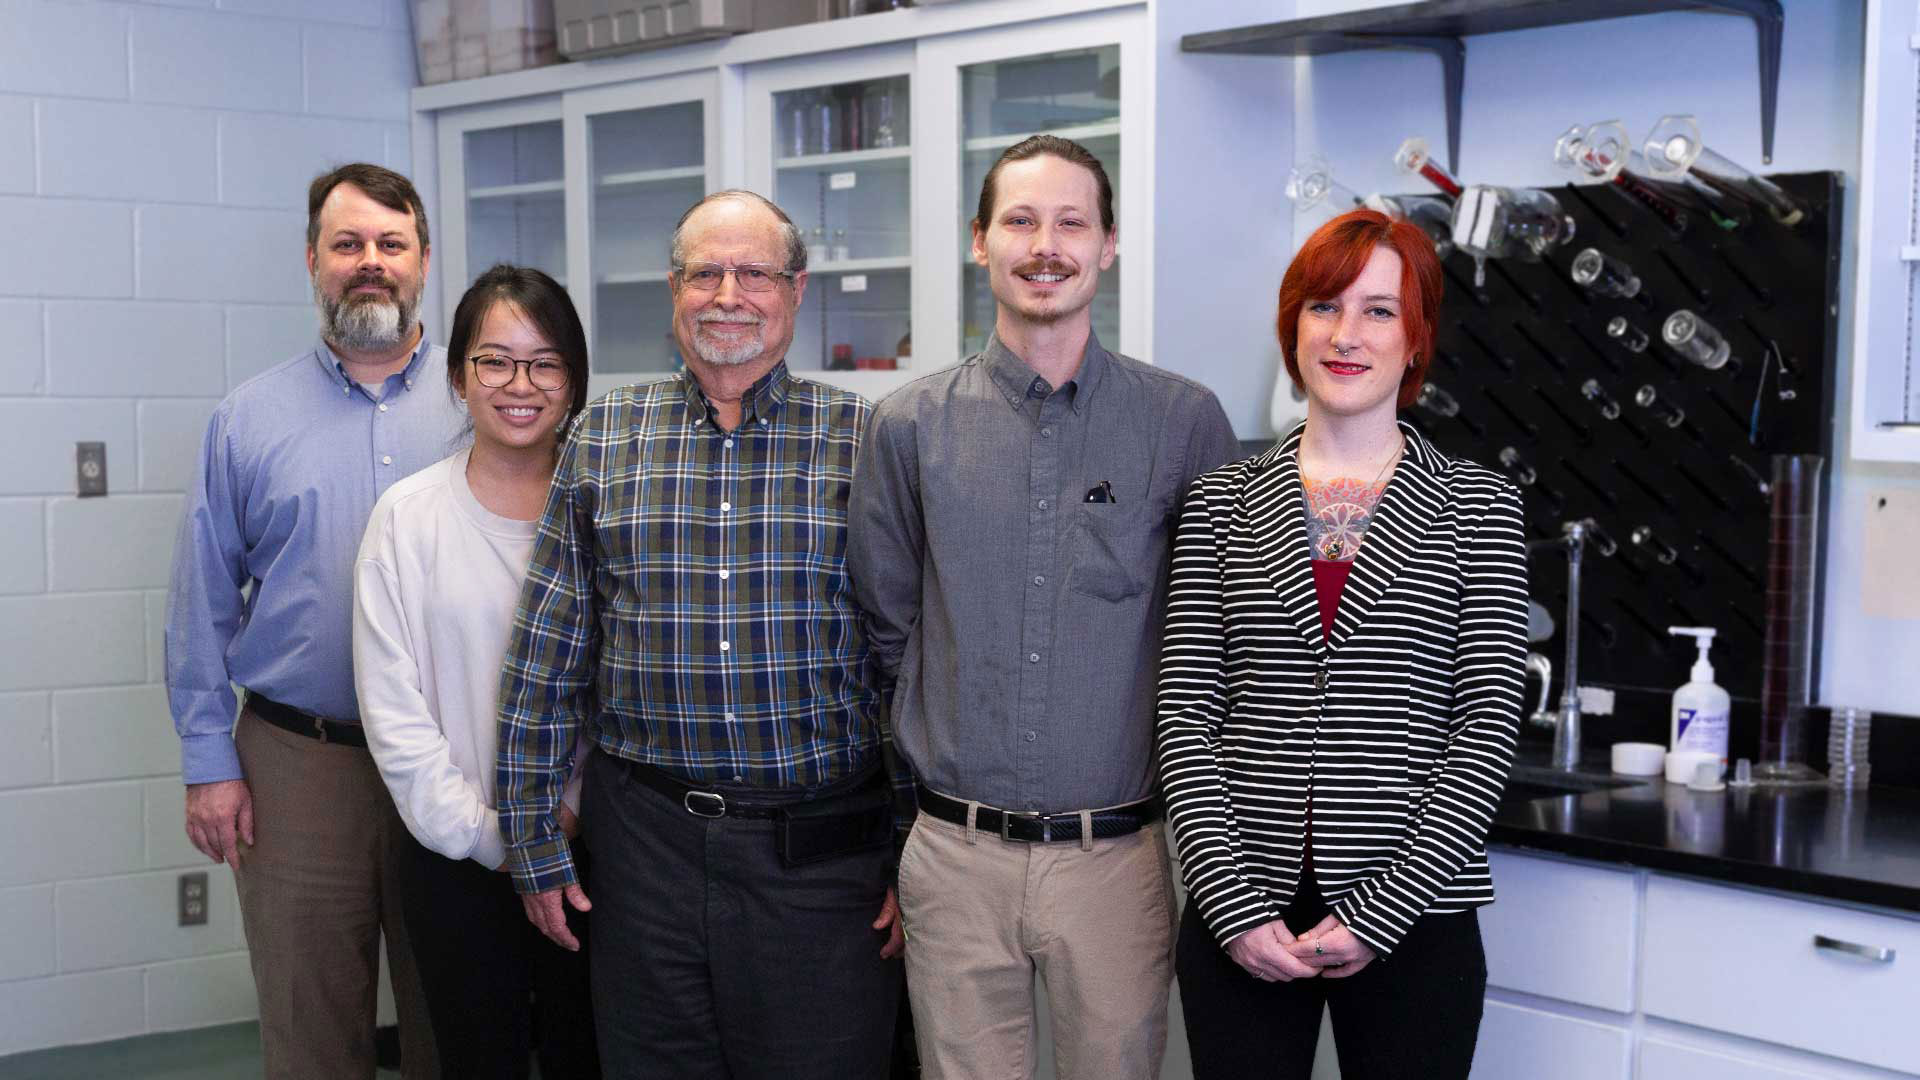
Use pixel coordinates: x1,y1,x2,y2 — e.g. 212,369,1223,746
1176,874,1487,1080
395,832,600,1080
582,749,902,1080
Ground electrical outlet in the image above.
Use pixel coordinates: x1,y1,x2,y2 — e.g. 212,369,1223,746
178,871,208,927
75,442,107,497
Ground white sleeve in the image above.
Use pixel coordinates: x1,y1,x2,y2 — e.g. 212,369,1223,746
352,504,505,869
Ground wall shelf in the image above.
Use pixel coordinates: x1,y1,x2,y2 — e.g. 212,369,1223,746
1180,0,1783,174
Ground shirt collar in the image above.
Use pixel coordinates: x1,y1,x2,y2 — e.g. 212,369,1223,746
679,360,792,428
981,331,1107,414
314,330,433,395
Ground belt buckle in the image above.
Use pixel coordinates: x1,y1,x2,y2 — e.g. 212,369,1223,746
1001,810,1049,843
684,790,727,819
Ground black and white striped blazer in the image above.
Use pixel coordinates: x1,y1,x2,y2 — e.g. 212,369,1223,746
1157,421,1528,956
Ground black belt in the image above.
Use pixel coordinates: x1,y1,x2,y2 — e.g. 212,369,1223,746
914,784,1159,844
245,692,368,748
618,756,880,820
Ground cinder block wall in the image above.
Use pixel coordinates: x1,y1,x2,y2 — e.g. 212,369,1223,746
0,0,417,1056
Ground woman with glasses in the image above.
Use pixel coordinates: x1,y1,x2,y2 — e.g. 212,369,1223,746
353,264,599,1079
1157,208,1528,1079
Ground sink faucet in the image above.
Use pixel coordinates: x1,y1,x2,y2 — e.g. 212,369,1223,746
1524,652,1554,727
1528,519,1596,771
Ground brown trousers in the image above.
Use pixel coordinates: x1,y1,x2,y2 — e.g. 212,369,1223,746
232,708,438,1079
896,810,1178,1080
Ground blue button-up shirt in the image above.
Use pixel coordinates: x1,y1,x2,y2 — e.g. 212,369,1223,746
165,336,466,784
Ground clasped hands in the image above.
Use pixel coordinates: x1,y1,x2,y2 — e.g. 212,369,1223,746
1225,914,1377,983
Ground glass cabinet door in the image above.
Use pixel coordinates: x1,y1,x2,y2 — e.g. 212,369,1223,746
463,119,567,283
585,99,708,375
959,45,1121,358
770,74,913,373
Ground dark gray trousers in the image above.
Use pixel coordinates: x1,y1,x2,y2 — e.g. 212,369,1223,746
582,749,902,1080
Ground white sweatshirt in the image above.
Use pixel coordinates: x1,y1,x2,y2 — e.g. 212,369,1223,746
353,448,584,869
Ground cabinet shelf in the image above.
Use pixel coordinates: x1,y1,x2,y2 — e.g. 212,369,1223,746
775,145,911,172
470,179,563,200
600,270,673,285
963,120,1120,154
597,165,706,189
812,256,910,274
1180,0,1783,173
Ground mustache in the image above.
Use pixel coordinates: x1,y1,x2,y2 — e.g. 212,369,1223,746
1013,259,1075,277
697,311,763,327
340,274,396,300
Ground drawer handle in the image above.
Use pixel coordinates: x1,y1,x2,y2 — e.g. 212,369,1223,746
1814,934,1896,964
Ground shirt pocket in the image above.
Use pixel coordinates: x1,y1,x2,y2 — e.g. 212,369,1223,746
1066,503,1153,603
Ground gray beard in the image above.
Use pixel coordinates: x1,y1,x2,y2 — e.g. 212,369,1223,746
691,323,765,367
317,279,419,353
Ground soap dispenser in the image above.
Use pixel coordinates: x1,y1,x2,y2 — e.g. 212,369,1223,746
1667,626,1730,765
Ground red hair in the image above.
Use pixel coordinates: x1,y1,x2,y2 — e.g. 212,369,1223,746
1276,208,1443,409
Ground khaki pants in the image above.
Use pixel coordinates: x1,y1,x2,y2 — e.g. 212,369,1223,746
232,709,438,1079
896,810,1177,1080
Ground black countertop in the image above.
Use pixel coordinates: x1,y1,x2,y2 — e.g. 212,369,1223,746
1490,746,1920,914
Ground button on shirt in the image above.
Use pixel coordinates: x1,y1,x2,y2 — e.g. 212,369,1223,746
849,333,1240,813
497,363,879,893
165,336,466,784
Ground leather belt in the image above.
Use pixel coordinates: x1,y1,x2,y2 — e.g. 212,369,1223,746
245,692,368,748
618,756,880,820
914,784,1159,844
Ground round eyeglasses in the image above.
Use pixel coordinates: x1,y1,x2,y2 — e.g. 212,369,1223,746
467,355,570,391
674,262,796,293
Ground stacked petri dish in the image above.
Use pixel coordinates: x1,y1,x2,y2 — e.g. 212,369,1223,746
1827,707,1871,789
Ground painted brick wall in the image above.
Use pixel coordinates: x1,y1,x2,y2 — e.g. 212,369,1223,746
0,0,416,1057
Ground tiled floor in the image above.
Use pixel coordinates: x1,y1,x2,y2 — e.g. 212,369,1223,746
0,1023,405,1080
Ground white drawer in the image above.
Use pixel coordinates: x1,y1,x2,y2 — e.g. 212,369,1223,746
1641,1038,1833,1080
1470,998,1631,1080
1482,850,1640,1011
1643,876,1920,1073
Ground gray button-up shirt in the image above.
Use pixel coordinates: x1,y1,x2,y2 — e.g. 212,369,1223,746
849,333,1240,812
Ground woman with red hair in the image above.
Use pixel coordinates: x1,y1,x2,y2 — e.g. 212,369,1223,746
1157,209,1528,1077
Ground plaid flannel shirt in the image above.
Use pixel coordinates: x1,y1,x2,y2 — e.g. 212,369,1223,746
496,363,880,893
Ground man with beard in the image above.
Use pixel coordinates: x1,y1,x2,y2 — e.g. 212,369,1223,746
496,189,901,1078
166,163,457,1078
847,136,1240,1079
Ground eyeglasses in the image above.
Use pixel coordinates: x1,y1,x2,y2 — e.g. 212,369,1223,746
467,355,570,391
673,262,796,293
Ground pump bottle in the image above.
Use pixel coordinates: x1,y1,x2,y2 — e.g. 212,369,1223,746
1667,626,1730,763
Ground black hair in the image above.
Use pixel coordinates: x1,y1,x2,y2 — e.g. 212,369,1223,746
444,264,591,421
307,163,429,251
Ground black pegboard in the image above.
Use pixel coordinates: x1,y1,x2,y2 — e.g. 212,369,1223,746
1404,172,1843,703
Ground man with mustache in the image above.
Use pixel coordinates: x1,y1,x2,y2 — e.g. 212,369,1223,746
847,136,1240,1079
497,190,902,1078
166,163,457,1078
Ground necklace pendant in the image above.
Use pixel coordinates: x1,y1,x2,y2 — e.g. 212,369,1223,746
1324,538,1344,559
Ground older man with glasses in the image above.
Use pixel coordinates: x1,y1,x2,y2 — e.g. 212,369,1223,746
495,189,902,1079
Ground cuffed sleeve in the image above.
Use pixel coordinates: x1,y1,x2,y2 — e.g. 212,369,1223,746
497,418,601,894
164,405,250,784
353,506,501,869
1328,483,1527,955
846,404,923,684
1156,471,1282,946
